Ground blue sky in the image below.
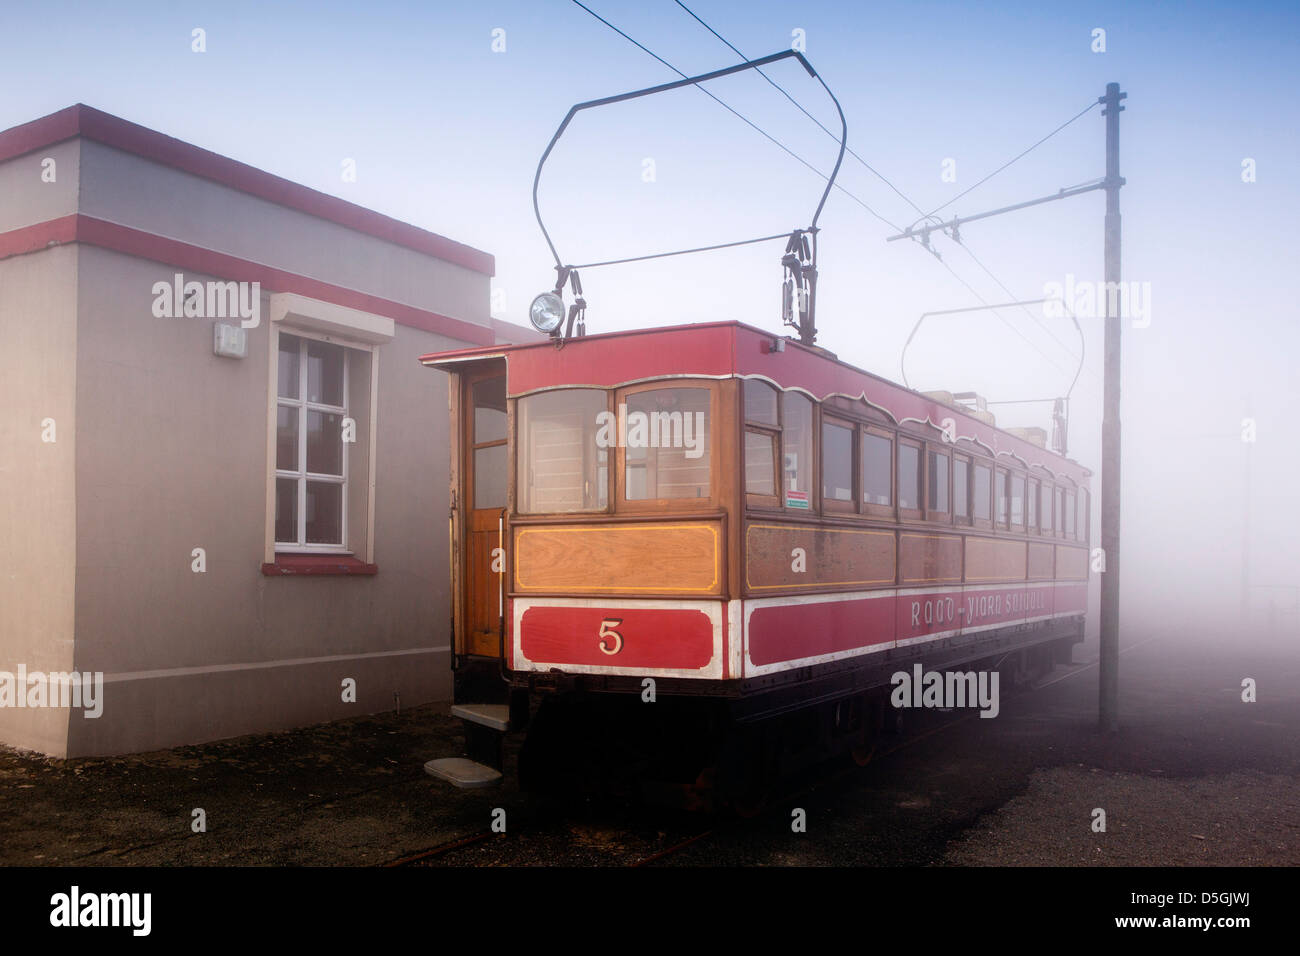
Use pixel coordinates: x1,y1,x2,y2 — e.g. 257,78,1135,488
3,0,1297,618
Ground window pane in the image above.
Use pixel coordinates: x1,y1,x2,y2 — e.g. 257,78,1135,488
623,387,711,500
516,389,607,514
1055,487,1065,533
275,478,298,543
822,421,853,502
1041,484,1053,530
743,380,778,426
781,392,813,508
862,433,892,506
973,464,991,520
745,431,776,496
996,470,1008,524
276,405,299,471
472,376,507,444
1079,489,1089,541
898,443,920,510
1028,479,1039,527
305,480,343,545
306,410,344,476
1065,491,1076,537
277,334,301,399
306,340,345,406
1011,474,1026,527
928,451,949,513
475,444,508,509
953,458,969,517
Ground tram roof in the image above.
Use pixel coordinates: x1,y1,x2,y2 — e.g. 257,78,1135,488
420,320,1091,483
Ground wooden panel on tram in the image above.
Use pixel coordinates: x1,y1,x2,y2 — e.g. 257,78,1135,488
745,523,895,592
898,532,963,585
964,536,1028,583
1055,544,1089,580
513,522,721,594
1027,541,1055,580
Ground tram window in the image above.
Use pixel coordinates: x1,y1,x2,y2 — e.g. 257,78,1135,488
744,380,779,427
972,463,991,521
1028,478,1039,530
953,456,970,520
862,430,893,508
1065,490,1076,537
782,392,813,510
745,430,777,496
1010,473,1026,528
898,441,921,512
622,386,711,501
1078,488,1089,543
995,469,1008,526
516,388,609,514
927,449,949,515
822,419,854,506
1041,483,1053,532
1054,486,1065,537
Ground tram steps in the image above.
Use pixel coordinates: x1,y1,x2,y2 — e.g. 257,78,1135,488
424,703,511,789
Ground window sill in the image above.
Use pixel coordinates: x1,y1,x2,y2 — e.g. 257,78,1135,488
261,554,378,576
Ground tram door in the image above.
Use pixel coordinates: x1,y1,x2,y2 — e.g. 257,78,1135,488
463,370,508,658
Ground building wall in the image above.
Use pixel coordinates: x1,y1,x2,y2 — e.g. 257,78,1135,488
0,245,79,756
66,246,470,756
0,139,79,233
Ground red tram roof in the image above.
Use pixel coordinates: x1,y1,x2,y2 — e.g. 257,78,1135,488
420,321,1091,484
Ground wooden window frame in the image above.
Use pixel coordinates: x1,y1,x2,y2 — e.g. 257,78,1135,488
742,380,781,510
952,453,972,526
860,425,895,519
971,460,993,530
614,379,719,513
897,436,923,521
780,390,817,515
514,386,614,516
1009,470,1027,533
820,414,857,515
925,443,951,523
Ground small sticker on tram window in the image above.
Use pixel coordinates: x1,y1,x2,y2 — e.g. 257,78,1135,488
786,491,810,509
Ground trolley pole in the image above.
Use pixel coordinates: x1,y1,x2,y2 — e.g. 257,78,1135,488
1098,82,1126,733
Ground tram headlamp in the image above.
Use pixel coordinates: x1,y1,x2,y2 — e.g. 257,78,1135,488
529,292,565,334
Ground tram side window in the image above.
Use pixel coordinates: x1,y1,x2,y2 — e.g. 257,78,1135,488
1028,478,1039,530
623,386,711,501
1065,490,1076,538
898,441,921,512
953,456,970,521
822,419,855,508
1054,486,1065,537
1010,473,1026,529
927,448,949,516
862,429,893,511
1041,483,1053,533
995,468,1009,526
972,463,991,521
516,388,609,514
743,381,779,499
782,391,814,510
1078,488,1089,543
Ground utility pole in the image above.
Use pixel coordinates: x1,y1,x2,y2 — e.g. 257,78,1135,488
1098,82,1126,733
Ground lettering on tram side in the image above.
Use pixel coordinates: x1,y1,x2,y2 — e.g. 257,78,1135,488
908,588,1048,629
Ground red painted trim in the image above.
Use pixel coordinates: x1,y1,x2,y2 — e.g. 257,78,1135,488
261,554,378,576
0,214,494,346
0,105,495,276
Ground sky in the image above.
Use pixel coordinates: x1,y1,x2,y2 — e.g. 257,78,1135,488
2,0,1297,630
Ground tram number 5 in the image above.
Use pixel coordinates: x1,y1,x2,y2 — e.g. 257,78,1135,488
598,618,624,656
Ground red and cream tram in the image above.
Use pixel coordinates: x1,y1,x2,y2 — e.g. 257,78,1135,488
421,320,1091,805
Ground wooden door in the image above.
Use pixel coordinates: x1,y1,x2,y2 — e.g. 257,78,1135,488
464,371,508,658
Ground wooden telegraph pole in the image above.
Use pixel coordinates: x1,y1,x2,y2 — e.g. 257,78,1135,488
1098,82,1126,733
